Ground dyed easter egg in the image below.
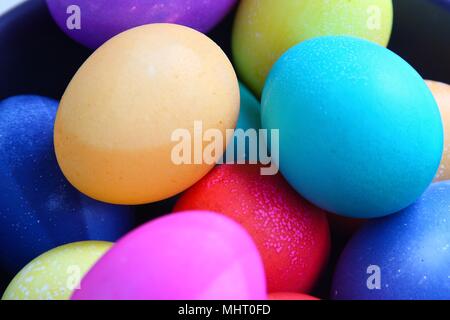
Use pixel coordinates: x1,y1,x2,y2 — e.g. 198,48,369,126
232,0,393,96
2,241,112,300
332,182,450,300
46,0,238,49
54,24,240,205
225,82,261,162
0,95,132,274
262,36,443,219
268,292,319,300
72,211,266,300
426,80,450,182
174,164,330,293
236,83,261,140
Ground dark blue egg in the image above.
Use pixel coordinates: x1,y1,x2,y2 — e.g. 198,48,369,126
331,181,450,300
0,95,133,273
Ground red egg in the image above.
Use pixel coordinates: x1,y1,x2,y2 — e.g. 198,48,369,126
268,292,320,300
174,164,330,293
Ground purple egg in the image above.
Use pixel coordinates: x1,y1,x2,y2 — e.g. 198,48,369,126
46,0,237,48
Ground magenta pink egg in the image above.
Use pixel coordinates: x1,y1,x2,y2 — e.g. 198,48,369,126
71,211,266,300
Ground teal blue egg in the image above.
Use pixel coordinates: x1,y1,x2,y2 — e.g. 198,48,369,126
261,36,443,218
236,82,260,133
225,82,261,163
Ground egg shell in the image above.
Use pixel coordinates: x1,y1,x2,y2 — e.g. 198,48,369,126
262,36,443,219
2,241,112,300
174,164,330,293
232,0,393,96
54,24,240,205
0,95,133,274
426,80,450,182
225,82,261,162
236,82,261,139
332,181,450,300
71,211,266,300
46,0,238,49
268,292,319,301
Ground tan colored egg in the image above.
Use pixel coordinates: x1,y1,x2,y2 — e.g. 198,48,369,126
54,24,240,205
426,80,450,182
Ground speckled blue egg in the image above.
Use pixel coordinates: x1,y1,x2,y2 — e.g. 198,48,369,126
331,181,450,300
0,95,133,274
261,36,443,219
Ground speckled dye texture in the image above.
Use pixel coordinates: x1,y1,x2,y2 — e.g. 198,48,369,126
174,164,330,293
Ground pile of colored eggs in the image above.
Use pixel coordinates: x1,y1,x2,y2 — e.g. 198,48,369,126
1,0,450,300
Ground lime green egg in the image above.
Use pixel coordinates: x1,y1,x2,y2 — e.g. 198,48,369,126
2,241,112,300
232,0,394,96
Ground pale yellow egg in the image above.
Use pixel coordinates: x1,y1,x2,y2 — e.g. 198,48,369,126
2,241,112,300
54,24,240,205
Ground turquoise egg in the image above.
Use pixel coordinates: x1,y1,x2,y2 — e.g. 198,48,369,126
225,82,261,163
236,82,260,133
261,36,443,218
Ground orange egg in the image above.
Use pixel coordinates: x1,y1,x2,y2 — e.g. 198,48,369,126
54,24,240,205
426,80,450,182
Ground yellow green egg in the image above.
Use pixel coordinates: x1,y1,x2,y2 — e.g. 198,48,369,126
232,0,394,96
2,241,112,300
